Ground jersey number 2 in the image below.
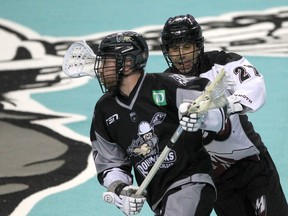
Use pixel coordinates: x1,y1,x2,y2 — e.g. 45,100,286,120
233,65,260,83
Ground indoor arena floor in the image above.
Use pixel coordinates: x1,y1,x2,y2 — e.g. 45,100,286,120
0,1,287,215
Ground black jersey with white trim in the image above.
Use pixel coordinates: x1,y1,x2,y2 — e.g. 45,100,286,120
91,72,212,206
165,50,267,177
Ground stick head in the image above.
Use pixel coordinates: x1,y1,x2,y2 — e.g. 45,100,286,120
62,41,97,78
188,69,228,114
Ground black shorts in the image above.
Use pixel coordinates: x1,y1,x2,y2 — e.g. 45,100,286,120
213,152,288,216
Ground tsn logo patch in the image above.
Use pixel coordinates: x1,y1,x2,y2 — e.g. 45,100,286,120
152,90,167,106
106,114,119,125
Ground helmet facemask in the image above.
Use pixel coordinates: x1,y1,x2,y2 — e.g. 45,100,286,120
94,54,121,93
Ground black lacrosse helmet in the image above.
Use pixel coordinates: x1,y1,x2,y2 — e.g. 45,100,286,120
95,31,149,93
161,14,204,74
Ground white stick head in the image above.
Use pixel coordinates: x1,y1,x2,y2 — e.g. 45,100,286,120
62,41,97,78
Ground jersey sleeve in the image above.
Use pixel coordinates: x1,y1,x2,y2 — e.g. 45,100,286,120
90,101,133,186
220,55,266,112
91,134,133,186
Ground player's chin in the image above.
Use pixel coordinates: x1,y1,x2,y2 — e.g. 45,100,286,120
178,66,192,74
104,82,117,89
173,63,191,73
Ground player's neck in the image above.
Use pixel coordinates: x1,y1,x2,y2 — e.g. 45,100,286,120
120,72,141,97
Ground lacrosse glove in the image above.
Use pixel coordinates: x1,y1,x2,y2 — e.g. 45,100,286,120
227,95,244,115
178,102,205,132
179,102,226,132
103,180,146,215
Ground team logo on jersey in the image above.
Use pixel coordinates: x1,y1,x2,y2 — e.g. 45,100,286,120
105,114,119,125
152,90,167,106
254,195,267,216
129,112,138,122
127,112,177,177
169,74,196,86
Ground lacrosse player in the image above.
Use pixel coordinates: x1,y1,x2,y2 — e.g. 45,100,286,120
89,31,228,216
160,14,288,216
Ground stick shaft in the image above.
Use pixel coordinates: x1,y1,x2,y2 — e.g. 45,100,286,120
136,126,183,195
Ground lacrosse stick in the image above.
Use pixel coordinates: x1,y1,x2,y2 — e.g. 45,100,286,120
136,69,228,195
62,41,97,78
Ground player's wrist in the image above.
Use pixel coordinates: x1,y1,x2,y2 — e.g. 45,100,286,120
104,181,146,215
108,180,129,195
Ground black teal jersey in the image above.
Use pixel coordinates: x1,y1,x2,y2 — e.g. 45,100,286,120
165,50,267,177
91,72,212,206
